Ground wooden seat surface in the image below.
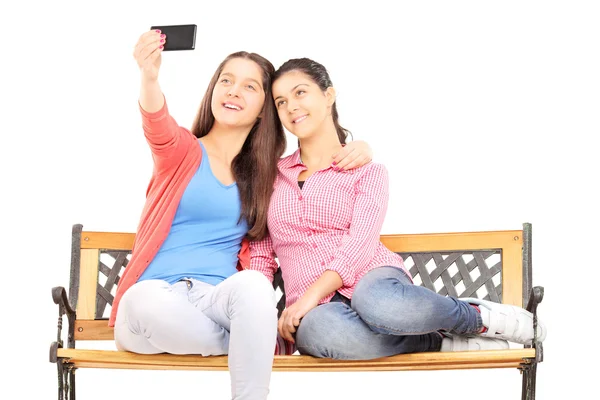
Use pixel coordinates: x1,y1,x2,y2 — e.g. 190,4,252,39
57,348,535,372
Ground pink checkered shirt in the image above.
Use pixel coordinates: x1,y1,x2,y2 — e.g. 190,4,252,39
250,150,410,308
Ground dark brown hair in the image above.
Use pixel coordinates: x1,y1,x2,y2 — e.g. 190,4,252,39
191,52,286,241
274,58,352,144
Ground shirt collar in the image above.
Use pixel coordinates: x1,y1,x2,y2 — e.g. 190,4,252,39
285,149,304,169
283,148,350,173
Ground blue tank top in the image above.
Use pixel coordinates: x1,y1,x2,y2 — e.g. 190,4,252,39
139,140,248,285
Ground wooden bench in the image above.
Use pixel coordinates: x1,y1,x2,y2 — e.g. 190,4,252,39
50,222,544,400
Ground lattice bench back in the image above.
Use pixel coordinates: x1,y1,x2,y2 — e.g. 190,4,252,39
68,223,532,341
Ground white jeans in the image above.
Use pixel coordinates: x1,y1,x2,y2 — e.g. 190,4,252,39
115,270,278,400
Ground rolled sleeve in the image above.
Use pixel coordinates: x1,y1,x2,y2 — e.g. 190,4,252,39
249,234,279,283
326,164,389,287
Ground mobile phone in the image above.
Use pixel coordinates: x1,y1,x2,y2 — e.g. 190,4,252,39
150,24,197,51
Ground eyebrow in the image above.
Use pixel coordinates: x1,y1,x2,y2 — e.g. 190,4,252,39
274,84,309,101
220,72,263,90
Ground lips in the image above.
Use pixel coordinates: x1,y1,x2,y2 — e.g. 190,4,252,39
223,102,243,111
292,115,308,124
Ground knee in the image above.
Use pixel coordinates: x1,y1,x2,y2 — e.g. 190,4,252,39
295,304,363,359
354,266,407,297
232,270,277,307
118,280,167,322
295,309,335,358
352,267,411,319
114,281,162,345
351,273,385,318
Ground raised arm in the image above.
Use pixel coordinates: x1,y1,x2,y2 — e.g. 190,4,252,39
133,30,195,173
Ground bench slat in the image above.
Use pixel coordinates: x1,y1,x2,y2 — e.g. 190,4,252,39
74,320,113,341
81,231,135,250
77,249,100,319
56,348,534,372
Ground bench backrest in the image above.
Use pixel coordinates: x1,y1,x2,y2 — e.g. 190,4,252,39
68,223,532,341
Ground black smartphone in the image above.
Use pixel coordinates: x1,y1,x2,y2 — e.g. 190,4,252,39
150,24,197,51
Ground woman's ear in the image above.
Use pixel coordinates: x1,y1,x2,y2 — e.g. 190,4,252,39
326,87,336,107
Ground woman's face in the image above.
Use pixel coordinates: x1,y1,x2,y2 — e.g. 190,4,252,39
211,58,266,130
272,71,334,140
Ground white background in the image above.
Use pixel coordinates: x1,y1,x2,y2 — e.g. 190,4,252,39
2,0,599,398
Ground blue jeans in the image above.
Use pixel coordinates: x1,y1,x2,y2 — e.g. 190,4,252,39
295,266,483,360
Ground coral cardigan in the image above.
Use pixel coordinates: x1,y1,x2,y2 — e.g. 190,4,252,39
108,101,249,327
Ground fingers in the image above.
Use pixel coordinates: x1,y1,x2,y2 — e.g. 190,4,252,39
342,154,369,170
278,316,294,342
279,317,296,342
334,148,355,170
332,147,373,171
332,147,357,171
133,30,165,67
331,146,352,168
277,314,284,336
278,311,301,343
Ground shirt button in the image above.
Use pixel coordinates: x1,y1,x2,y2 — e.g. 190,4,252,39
298,195,303,200
313,243,318,248
321,262,325,266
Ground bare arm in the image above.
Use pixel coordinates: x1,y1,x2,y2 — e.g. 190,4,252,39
278,270,343,342
140,77,164,113
301,270,343,306
134,30,166,112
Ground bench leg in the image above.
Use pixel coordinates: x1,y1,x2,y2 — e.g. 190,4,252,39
69,366,76,400
57,362,76,400
521,361,537,400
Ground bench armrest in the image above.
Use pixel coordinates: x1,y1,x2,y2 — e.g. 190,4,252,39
525,286,544,313
52,286,76,316
525,285,544,362
50,286,77,363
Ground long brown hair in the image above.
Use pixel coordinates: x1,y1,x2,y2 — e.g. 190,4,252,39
274,58,352,144
191,52,286,241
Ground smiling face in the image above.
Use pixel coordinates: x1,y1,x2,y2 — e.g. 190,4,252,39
210,57,266,130
272,71,335,140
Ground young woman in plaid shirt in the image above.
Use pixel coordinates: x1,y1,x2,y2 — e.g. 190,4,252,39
250,58,547,359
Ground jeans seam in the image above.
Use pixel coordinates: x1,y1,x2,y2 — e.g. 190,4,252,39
360,315,438,336
357,274,435,336
199,292,230,314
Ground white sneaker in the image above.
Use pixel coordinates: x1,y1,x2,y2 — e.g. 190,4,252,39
440,334,509,352
462,297,547,345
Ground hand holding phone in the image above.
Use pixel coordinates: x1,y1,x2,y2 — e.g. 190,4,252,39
133,30,165,81
150,24,197,51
